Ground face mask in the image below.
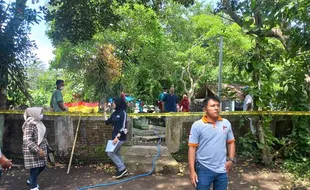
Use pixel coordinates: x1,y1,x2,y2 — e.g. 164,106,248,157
59,86,64,90
38,114,44,120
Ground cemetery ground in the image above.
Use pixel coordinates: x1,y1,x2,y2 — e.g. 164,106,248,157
0,159,309,190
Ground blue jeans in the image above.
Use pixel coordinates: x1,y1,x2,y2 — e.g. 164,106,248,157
30,166,46,188
196,162,228,190
107,140,126,172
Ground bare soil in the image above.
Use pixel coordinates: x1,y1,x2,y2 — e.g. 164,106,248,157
0,161,309,190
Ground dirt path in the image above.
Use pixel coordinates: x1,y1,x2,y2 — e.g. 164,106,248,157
0,162,309,190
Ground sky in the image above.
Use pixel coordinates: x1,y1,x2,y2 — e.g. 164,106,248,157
5,0,219,67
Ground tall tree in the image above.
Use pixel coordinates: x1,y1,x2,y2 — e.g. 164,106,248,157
217,0,310,164
0,0,41,108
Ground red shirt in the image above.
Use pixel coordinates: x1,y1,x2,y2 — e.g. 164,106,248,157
180,98,189,112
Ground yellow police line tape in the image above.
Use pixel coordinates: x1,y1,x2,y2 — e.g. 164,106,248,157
0,110,310,117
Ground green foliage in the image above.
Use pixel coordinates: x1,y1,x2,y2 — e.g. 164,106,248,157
237,133,260,161
283,158,310,180
0,0,42,108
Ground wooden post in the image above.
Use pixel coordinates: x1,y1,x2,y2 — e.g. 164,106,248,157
67,116,81,174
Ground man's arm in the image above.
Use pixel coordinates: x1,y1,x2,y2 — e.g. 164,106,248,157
227,141,236,159
188,146,198,187
57,101,66,111
188,146,196,174
225,141,236,174
55,91,66,111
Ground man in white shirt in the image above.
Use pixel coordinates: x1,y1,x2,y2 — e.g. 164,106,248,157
242,87,253,111
242,86,255,134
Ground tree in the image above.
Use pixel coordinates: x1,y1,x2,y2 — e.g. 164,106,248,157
44,0,195,46
217,0,310,165
0,0,41,108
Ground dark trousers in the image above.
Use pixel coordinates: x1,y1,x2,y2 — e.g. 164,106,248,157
30,166,46,188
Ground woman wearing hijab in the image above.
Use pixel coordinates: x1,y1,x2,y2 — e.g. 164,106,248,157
105,97,128,179
22,107,49,190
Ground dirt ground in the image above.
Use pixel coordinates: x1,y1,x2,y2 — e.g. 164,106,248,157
0,161,309,190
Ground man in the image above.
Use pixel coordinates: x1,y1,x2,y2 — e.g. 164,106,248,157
163,86,178,112
158,87,167,112
188,96,236,190
242,86,256,134
50,80,67,112
242,86,253,111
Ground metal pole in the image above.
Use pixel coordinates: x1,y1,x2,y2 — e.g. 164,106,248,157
218,36,223,109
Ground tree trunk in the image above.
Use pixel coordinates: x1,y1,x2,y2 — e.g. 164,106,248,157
257,117,273,165
0,66,8,109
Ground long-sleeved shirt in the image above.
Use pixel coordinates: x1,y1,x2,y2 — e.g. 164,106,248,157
105,110,127,141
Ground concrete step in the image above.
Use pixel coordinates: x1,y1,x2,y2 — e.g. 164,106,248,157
133,135,166,142
149,125,166,132
122,146,179,174
121,145,171,157
133,128,165,136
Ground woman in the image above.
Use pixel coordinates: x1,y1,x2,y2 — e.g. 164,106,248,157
179,94,190,112
105,97,128,179
22,107,49,190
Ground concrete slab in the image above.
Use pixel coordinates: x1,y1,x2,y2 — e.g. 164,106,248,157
138,135,165,141
133,128,165,136
123,155,179,174
121,145,179,174
121,145,171,157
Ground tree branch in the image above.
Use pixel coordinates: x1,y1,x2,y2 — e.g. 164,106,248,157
221,0,243,26
8,71,34,106
186,58,194,90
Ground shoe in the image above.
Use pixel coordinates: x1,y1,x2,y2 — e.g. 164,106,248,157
30,187,39,190
27,179,39,188
115,168,128,179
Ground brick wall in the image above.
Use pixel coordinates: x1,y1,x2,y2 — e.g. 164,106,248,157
1,114,293,164
2,115,116,164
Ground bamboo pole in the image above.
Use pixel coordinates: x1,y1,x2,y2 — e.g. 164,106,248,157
67,116,81,174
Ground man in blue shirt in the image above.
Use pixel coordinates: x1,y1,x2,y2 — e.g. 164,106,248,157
188,96,236,190
163,86,178,112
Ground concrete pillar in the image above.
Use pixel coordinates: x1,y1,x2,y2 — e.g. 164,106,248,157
125,117,133,146
54,116,74,156
165,117,182,153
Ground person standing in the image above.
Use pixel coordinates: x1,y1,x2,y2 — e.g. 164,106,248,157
242,86,256,134
22,107,49,190
179,94,190,112
163,86,178,112
188,96,236,190
242,86,253,111
158,87,167,112
105,97,129,179
50,80,67,112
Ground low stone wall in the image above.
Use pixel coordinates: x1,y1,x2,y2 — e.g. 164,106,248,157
166,115,293,154
1,114,132,163
1,113,292,164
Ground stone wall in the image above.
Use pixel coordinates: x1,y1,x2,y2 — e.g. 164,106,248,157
1,113,292,164
1,114,132,164
166,115,293,154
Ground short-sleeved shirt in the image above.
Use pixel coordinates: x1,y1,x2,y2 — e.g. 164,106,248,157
50,89,63,112
188,116,235,173
163,94,178,112
243,94,253,111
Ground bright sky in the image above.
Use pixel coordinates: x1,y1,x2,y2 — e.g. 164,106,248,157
5,0,219,67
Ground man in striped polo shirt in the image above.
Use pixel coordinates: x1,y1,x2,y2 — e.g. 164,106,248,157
188,96,236,190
